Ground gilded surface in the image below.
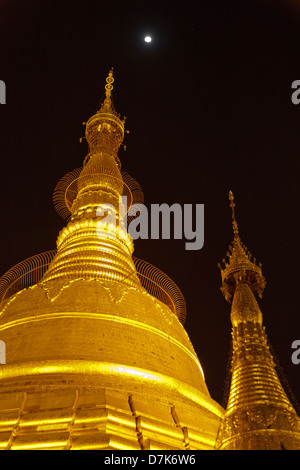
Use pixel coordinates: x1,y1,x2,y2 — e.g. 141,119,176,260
0,70,223,450
216,193,300,450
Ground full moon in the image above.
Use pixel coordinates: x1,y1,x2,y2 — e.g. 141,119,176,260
144,36,152,43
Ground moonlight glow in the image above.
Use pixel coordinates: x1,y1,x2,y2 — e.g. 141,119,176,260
144,36,152,43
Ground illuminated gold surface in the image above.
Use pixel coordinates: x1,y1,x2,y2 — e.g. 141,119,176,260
0,70,223,450
216,192,300,450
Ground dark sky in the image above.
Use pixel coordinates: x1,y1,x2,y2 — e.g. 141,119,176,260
0,0,300,408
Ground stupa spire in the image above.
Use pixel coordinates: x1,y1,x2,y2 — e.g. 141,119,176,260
42,70,139,287
216,192,300,450
84,68,125,160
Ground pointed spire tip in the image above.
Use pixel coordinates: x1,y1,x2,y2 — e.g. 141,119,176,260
228,190,239,237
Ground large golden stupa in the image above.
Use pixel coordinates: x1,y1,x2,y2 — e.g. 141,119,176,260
0,70,223,450
0,70,299,450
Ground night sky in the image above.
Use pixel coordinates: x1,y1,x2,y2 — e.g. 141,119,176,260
1,0,300,408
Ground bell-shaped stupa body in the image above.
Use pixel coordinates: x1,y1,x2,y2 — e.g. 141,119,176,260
0,70,223,450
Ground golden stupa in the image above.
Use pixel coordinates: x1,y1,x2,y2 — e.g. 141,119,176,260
0,70,299,450
0,70,223,450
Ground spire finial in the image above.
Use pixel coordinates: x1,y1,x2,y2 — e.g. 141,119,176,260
85,68,125,156
219,190,266,302
105,68,114,99
229,190,239,238
100,68,114,112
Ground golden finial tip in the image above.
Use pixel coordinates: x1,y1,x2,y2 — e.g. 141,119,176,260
229,190,235,206
228,190,239,237
219,190,266,301
105,69,114,97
